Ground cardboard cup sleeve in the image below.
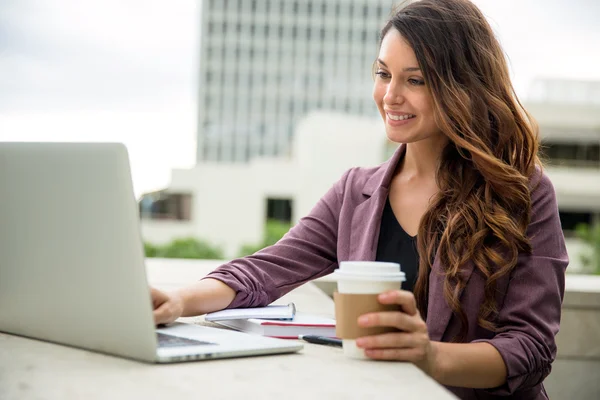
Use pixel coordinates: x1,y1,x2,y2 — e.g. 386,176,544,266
334,292,401,339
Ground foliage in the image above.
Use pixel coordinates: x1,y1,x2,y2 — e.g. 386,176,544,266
144,237,224,260
575,222,600,275
237,219,292,257
144,242,161,258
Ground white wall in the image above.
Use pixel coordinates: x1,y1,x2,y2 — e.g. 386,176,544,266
154,161,296,257
140,220,197,245
141,111,389,258
525,99,600,211
292,112,388,220
546,167,600,212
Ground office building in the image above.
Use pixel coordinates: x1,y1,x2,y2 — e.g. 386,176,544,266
196,0,396,163
527,79,600,234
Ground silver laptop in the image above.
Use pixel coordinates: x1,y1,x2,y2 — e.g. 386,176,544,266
0,142,302,363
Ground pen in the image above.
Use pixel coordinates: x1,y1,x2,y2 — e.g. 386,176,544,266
298,335,343,348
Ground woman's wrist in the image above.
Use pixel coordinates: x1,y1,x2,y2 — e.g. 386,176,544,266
425,341,446,383
418,341,507,388
412,340,443,382
177,278,237,316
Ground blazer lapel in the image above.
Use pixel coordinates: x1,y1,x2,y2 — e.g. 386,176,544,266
347,145,406,261
427,256,476,341
348,187,388,261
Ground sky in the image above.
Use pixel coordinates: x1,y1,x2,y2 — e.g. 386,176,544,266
1,0,599,198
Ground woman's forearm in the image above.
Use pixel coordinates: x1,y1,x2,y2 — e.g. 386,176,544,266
430,341,507,389
176,278,237,316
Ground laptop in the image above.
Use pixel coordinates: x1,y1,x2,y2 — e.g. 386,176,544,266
0,142,303,363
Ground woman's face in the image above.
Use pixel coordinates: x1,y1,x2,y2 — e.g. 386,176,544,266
372,29,442,144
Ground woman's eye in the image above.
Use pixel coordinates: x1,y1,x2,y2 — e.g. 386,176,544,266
409,78,425,86
375,70,391,79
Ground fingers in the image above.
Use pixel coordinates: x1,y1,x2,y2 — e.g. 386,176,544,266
363,347,427,362
150,287,168,308
150,287,177,325
358,310,427,332
377,290,418,316
356,331,430,356
355,332,429,363
153,304,170,325
354,291,432,364
356,332,416,349
153,301,178,325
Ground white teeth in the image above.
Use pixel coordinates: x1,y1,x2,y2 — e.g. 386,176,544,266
387,113,415,121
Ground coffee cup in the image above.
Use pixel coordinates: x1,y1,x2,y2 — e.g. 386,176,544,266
333,261,405,359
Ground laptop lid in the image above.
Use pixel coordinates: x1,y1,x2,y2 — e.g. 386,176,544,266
0,142,158,362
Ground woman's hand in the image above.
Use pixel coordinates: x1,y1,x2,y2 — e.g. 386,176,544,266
355,290,438,376
151,287,185,325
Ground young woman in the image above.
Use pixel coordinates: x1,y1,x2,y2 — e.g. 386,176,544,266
151,1,568,398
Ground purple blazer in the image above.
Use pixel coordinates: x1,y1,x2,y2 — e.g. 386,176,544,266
206,145,569,400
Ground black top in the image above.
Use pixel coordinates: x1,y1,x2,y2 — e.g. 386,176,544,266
375,197,419,292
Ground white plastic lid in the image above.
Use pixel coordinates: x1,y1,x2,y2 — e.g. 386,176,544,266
333,269,406,282
339,261,402,274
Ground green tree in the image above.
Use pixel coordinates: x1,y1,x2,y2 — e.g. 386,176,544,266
575,222,600,275
144,242,161,258
237,219,292,257
144,237,224,260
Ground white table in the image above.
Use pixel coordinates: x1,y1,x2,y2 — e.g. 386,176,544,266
0,258,457,400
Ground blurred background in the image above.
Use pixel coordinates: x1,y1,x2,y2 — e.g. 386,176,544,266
1,0,599,397
3,0,598,266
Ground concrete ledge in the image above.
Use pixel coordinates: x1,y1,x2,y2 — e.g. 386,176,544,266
544,359,600,400
563,274,600,308
556,308,600,359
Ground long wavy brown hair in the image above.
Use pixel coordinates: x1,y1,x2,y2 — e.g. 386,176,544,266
380,0,541,341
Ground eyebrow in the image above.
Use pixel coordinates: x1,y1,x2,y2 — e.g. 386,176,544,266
376,58,420,72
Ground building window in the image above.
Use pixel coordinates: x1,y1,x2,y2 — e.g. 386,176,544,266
266,198,293,223
139,192,193,221
542,141,600,168
559,211,592,234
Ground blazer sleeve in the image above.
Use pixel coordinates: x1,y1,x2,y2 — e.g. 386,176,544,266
202,169,353,309
473,172,569,395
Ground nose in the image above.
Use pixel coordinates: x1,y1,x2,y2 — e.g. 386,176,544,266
383,82,405,105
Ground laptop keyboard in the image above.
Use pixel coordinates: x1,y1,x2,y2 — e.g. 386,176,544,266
156,332,215,348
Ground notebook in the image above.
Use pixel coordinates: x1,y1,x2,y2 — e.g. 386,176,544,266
213,314,336,339
205,303,296,322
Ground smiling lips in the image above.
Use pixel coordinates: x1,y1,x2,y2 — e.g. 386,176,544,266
386,112,416,126
386,112,416,121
